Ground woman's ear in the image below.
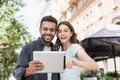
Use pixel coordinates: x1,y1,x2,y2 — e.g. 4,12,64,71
70,32,73,37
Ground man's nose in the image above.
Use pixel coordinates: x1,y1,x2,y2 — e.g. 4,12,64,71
46,30,51,34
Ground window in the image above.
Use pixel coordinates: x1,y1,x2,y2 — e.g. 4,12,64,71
113,0,118,6
112,17,120,24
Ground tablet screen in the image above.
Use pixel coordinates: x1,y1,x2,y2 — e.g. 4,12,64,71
33,51,65,73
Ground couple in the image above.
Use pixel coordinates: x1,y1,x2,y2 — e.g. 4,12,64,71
13,15,98,80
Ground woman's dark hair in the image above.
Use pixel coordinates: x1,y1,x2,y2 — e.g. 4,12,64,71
40,15,57,28
54,21,80,51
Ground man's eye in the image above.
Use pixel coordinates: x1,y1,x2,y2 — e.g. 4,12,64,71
50,29,55,32
43,28,47,31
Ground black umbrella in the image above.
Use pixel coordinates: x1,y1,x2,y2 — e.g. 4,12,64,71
81,24,120,78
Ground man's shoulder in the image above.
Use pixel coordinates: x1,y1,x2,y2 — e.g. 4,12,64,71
24,37,44,50
26,38,42,45
23,39,38,47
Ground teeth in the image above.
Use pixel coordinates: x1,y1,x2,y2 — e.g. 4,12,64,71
61,37,65,38
46,36,50,37
61,38,65,39
45,36,51,39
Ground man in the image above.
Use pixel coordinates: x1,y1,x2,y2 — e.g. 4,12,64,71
13,15,59,80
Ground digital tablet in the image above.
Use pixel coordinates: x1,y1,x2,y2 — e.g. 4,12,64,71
33,51,66,73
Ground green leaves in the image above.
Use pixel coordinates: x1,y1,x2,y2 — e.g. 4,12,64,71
0,0,32,79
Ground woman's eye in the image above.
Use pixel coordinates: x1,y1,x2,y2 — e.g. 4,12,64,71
65,30,68,32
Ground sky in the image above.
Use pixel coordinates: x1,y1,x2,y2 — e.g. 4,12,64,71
15,0,47,39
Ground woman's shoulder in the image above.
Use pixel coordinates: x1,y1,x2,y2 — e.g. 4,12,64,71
70,43,82,50
71,43,81,47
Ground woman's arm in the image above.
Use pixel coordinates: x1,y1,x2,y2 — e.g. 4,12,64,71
72,47,99,70
66,47,99,70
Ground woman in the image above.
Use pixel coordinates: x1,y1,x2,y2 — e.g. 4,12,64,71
54,21,98,80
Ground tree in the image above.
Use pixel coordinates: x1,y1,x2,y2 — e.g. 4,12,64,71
0,0,32,80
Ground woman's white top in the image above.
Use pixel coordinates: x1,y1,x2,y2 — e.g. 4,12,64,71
60,44,83,80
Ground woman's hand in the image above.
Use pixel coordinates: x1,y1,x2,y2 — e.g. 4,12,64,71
66,59,80,69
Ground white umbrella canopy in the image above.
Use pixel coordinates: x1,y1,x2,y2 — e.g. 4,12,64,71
91,24,120,37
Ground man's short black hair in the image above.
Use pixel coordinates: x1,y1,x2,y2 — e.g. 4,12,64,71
40,15,57,28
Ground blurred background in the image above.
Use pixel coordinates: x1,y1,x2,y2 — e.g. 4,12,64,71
0,0,120,80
